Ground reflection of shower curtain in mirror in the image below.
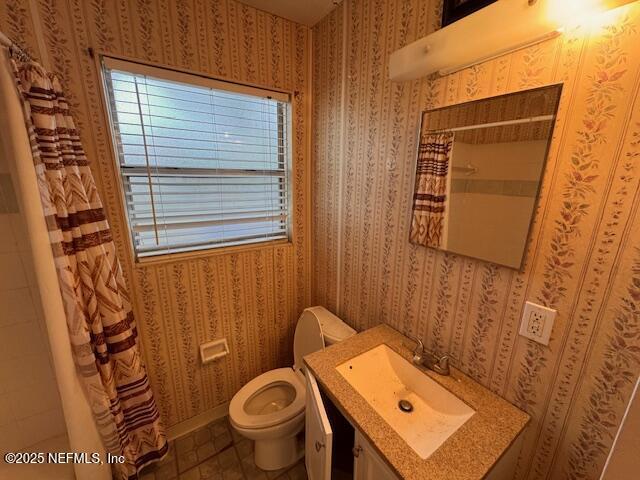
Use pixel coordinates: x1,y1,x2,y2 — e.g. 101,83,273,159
410,132,453,248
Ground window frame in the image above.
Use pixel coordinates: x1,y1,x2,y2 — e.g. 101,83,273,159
97,55,294,262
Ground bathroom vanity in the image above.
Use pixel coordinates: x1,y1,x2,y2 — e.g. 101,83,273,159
303,325,530,480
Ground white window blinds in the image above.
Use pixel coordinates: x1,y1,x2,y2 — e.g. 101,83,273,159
102,58,291,258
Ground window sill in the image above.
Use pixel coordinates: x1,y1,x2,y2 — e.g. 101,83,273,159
133,238,293,267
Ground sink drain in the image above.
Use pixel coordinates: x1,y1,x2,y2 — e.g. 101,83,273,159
398,399,413,413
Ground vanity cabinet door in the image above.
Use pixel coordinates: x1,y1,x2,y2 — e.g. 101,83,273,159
305,369,333,480
353,430,399,480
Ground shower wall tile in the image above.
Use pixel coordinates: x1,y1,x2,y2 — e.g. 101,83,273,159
0,174,19,213
0,425,23,453
0,322,46,359
0,253,27,290
0,408,66,453
0,328,65,450
9,379,62,420
17,409,66,447
0,353,55,394
0,288,36,327
7,214,29,253
0,182,65,449
0,216,18,252
0,394,13,426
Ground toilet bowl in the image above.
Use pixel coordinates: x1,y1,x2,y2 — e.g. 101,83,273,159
229,306,356,471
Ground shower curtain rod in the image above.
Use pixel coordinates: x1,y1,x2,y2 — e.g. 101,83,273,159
427,114,555,134
0,31,33,62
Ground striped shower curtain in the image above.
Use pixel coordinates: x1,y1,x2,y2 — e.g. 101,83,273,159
10,57,167,478
409,132,454,248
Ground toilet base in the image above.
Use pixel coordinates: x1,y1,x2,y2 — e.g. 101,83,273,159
254,433,304,471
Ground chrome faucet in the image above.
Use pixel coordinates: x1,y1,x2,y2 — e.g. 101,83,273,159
407,335,450,376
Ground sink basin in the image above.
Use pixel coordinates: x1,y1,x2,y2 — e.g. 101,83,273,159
336,344,475,459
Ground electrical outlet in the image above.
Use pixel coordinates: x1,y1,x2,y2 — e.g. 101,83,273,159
518,301,556,345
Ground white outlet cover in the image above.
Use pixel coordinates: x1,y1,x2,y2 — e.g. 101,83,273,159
519,301,557,345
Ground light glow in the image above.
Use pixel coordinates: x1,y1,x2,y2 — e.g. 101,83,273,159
546,0,602,25
545,0,636,30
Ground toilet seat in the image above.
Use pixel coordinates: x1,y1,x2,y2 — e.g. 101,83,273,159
229,367,305,430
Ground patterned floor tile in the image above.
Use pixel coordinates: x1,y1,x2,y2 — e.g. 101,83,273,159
239,456,268,480
176,433,195,455
198,457,223,479
138,416,308,480
217,446,240,470
285,463,308,480
214,430,234,453
235,439,253,460
221,463,244,480
140,443,179,480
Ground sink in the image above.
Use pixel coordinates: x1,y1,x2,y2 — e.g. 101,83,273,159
336,344,475,459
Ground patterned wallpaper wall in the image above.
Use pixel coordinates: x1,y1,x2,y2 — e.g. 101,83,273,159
312,1,640,479
0,0,311,428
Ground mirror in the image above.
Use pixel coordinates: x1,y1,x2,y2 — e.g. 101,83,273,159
409,84,562,269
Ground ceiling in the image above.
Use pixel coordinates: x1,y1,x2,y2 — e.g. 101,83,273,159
236,0,341,26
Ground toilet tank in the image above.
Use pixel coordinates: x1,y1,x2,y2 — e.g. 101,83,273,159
304,306,356,345
293,306,357,373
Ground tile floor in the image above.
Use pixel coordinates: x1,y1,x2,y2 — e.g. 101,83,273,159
140,417,307,480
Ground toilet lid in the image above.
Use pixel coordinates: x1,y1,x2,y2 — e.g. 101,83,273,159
293,309,325,371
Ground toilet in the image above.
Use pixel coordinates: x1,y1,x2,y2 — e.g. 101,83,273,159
229,306,356,471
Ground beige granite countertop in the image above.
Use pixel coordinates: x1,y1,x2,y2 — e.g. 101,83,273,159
304,324,530,480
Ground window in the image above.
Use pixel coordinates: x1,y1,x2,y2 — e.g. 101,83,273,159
102,58,291,258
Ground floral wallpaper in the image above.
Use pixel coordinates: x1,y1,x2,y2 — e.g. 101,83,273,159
312,1,640,479
0,0,311,428
2,0,638,476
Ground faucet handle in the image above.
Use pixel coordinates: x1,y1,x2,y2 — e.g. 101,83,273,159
406,335,425,364
432,353,450,375
437,354,449,369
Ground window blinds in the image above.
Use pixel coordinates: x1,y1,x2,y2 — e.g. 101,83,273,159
102,58,291,258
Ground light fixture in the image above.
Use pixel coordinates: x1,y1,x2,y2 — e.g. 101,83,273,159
389,0,637,81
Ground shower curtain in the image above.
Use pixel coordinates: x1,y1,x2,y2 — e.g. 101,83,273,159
409,132,454,248
2,48,167,479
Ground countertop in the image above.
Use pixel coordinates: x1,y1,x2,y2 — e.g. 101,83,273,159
304,324,530,480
